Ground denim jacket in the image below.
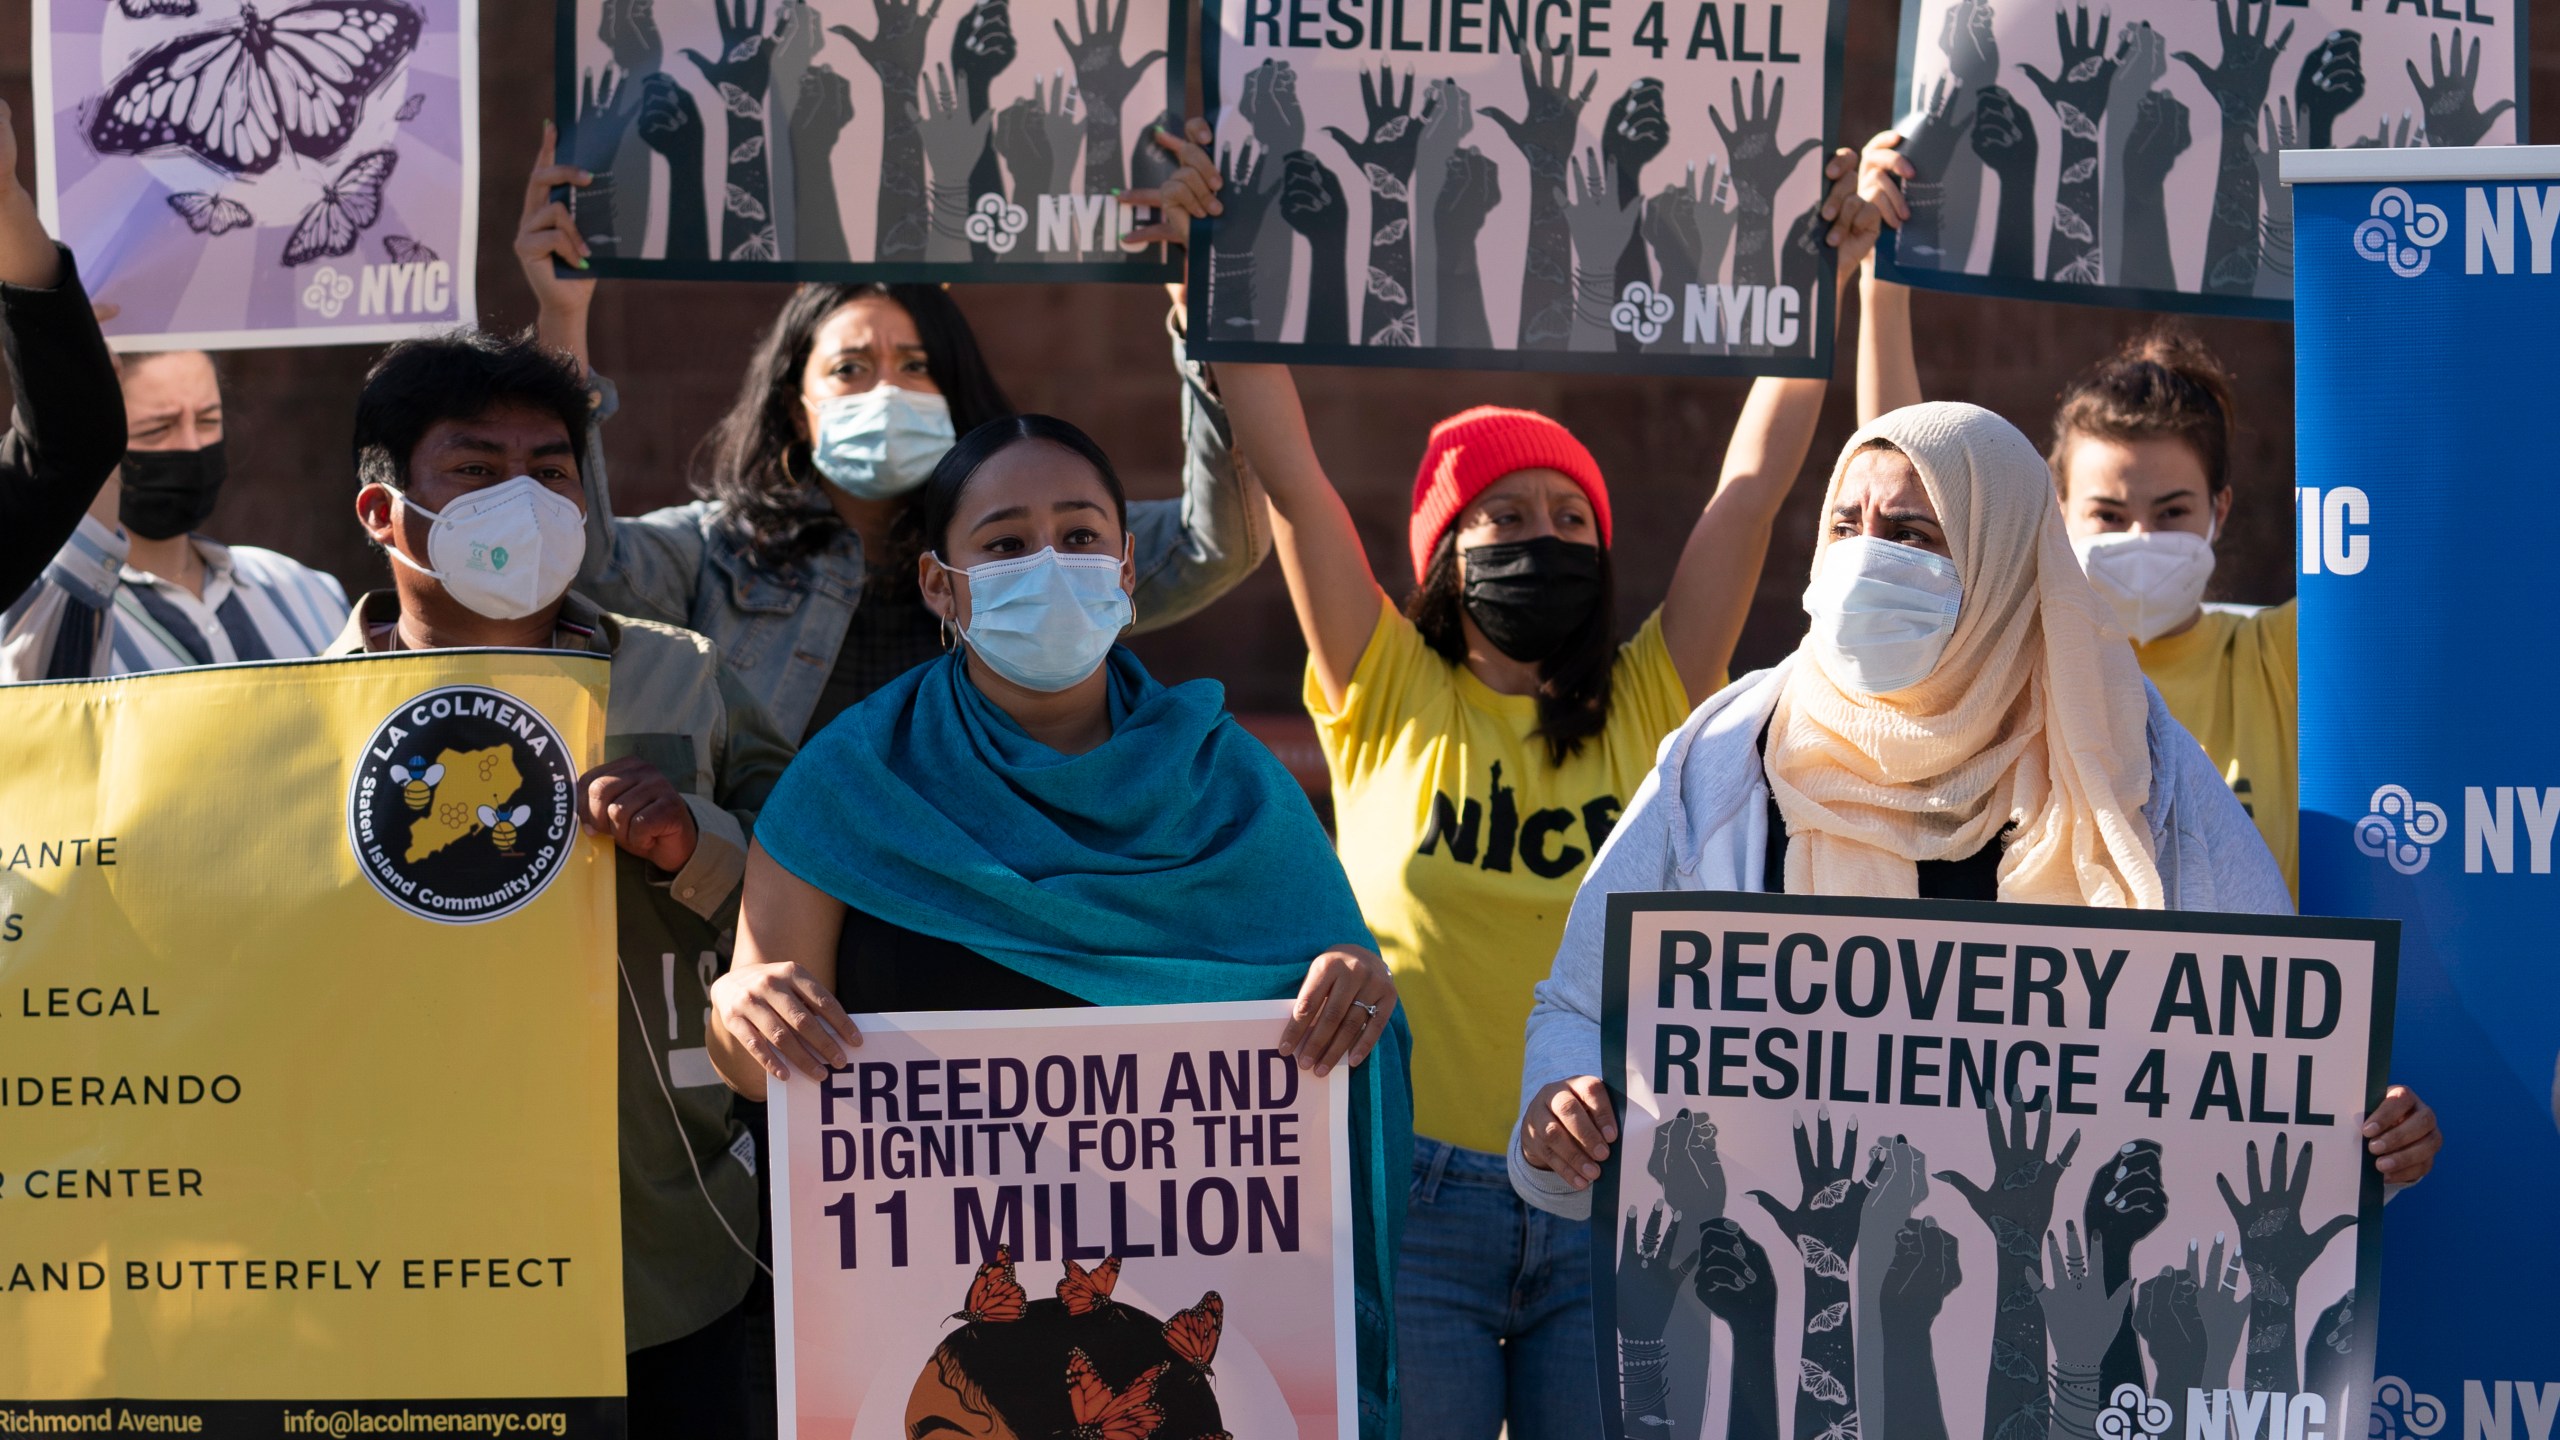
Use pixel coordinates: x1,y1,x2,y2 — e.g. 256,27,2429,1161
574,321,1268,742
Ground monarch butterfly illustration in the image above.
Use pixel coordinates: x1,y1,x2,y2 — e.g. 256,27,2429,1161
88,1,424,177
1057,1256,1122,1316
382,234,437,263
1066,1349,1166,1440
282,147,396,266
955,1245,1028,1325
167,191,252,235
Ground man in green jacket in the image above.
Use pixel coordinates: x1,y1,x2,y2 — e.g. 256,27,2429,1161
323,327,793,1438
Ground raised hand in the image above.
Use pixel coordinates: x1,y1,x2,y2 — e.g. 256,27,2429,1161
561,67,637,255
1890,79,1973,268
2102,20,2167,282
682,0,778,261
683,0,775,105
2019,3,2120,135
950,0,1017,102
1324,64,1422,183
1650,1107,1728,1222
1410,78,1473,345
2119,88,2189,289
836,0,943,259
1878,1219,1961,1440
2176,0,2296,125
2348,110,2425,148
919,65,994,261
1564,149,1639,352
1057,0,1167,192
1941,0,2000,89
2407,27,2516,147
1749,1110,1866,1440
2302,1288,2360,1406
2197,1231,2249,1391
2082,1139,2169,1401
2020,2,2117,283
1694,1218,1782,1440
1935,1091,2080,1440
1203,143,1276,334
1619,1202,1703,1342
1280,149,1350,346
996,93,1056,204
2217,1134,2353,1394
1319,65,1421,347
600,0,663,75
1711,69,1820,287
1644,163,1734,325
1970,86,2038,278
2039,1223,2134,1440
636,71,709,261
2294,29,2364,149
1431,146,1500,349
789,63,857,263
1241,57,1306,154
1484,46,1595,348
2251,100,2299,297
773,0,824,99
1930,0,1999,270
1857,1138,1931,1440
2176,0,2294,294
835,0,943,90
1604,77,1671,200
2134,1242,2211,1435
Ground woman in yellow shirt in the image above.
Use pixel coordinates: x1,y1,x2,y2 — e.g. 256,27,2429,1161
1211,152,1881,1440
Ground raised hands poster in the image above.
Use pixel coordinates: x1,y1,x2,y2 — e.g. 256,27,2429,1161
1594,893,2396,1440
33,0,481,350
771,1002,1354,1440
1189,0,1846,373
556,0,1184,280
1877,0,2525,317
0,653,624,1435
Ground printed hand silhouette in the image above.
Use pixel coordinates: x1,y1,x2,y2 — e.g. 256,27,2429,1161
1431,146,1500,349
2218,1133,2353,1392
1695,1218,1782,1440
2037,1220,2134,1440
1484,46,1597,178
1565,150,1640,273
2020,3,2120,138
1281,149,1349,345
1644,163,1736,300
1435,146,1502,240
1970,85,2039,183
1325,65,1422,185
600,0,664,75
1711,69,1820,221
683,0,775,104
1751,1111,1864,1440
2406,27,2516,147
1604,77,1671,200
1241,58,1306,154
951,0,1017,100
2175,0,2296,126
1882,1216,1963,1330
1937,1090,2081,1440
1618,1201,1703,1342
2294,29,2364,149
1859,1139,1933,1440
1055,0,1167,125
834,0,944,92
2125,89,2193,188
1650,1107,1728,1222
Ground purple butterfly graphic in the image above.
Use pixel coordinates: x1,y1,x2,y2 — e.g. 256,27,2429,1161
89,1,424,177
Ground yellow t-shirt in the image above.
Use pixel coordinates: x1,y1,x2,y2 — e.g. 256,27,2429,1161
2134,599,2298,899
1309,603,1700,1155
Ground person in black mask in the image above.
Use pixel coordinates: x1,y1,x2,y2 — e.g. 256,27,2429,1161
1206,138,1880,1440
3,349,348,679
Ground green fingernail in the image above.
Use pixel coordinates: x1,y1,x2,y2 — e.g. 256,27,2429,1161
574,257,591,269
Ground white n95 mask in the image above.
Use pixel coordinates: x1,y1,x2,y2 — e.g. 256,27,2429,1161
2072,528,2216,643
1803,535,1965,696
943,547,1132,692
811,385,957,499
389,476,587,621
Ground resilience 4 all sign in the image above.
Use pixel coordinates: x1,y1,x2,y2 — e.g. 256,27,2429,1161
1595,893,2396,1440
0,651,623,1436
1191,0,1845,374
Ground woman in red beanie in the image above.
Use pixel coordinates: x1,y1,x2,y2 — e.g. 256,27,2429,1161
1212,151,1882,1440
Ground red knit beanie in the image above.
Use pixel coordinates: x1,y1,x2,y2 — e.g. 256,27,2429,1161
1408,406,1612,580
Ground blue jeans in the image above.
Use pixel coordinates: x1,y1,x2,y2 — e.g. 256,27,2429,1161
1397,1137,1599,1440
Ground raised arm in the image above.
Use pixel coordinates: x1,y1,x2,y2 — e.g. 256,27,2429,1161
1655,149,1876,702
1856,131,1925,424
1212,362,1388,711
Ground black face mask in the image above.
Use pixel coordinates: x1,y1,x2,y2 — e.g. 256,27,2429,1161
118,442,228,540
1460,536,1603,663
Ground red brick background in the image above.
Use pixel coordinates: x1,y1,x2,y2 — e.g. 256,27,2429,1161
4,0,2548,715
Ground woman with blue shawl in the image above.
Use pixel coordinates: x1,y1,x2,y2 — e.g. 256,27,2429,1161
707,413,1413,1440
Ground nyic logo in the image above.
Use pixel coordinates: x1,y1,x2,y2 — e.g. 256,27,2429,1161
2355,784,2448,875
299,265,355,318
346,685,578,924
2369,1376,2446,1440
2096,1384,2173,1439
2354,186,2451,278
1611,281,1676,345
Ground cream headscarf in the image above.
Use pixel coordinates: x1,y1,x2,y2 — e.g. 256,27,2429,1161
1765,402,2165,907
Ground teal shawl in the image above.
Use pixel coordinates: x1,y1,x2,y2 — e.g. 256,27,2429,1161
757,648,1411,1439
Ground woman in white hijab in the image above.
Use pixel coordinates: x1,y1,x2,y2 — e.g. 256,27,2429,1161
1510,400,2288,1214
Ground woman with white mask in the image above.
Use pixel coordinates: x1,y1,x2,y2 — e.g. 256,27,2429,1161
708,413,1414,1439
511,125,1256,745
1511,400,2289,1203
1856,133,2296,896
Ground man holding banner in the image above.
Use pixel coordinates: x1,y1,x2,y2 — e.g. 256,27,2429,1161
321,327,795,1437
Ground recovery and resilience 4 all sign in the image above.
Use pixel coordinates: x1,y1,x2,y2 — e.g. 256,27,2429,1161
0,651,624,1436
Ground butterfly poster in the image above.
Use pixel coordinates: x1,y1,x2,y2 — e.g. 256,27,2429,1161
555,0,1183,282
34,0,480,350
1590,892,2397,1440
1875,0,2526,317
1183,0,1847,376
770,1001,1358,1440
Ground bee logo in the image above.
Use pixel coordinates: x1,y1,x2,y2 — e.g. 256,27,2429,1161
388,756,446,811
477,804,534,853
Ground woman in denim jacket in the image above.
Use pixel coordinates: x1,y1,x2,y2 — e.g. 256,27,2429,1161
514,125,1261,742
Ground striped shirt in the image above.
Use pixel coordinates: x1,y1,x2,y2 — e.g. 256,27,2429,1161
0,515,349,680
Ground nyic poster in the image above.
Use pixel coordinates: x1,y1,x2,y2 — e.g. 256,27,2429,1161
2293,145,2560,1434
556,0,1185,281
1189,0,1846,374
771,1002,1355,1440
1878,0,2526,318
1595,894,2396,1440
0,652,625,1436
34,0,481,350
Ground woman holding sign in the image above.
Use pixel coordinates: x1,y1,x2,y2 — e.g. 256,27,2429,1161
1210,154,1881,1440
706,413,1413,1439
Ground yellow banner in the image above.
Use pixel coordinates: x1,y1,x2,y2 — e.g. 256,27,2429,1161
0,652,624,1435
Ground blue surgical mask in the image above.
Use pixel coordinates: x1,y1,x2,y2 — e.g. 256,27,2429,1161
942,547,1132,692
809,385,956,499
1802,536,1964,695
